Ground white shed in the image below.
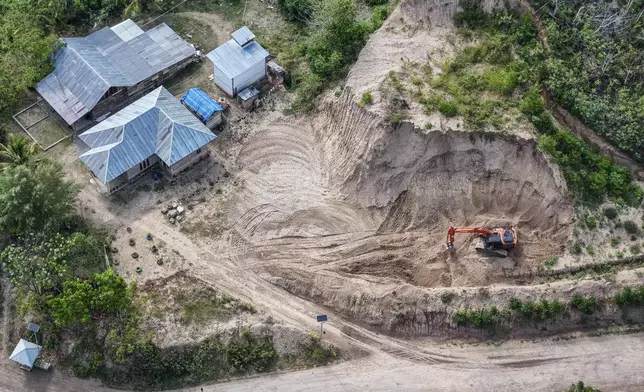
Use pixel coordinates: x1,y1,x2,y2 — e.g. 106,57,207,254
206,27,269,97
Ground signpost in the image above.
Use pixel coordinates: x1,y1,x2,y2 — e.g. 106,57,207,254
316,314,328,336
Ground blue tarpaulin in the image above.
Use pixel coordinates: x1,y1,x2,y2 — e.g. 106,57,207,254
181,88,223,122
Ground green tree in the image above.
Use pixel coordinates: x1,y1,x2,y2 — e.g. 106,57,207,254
0,134,41,170
93,269,132,313
0,233,72,297
0,161,77,234
0,5,57,117
49,278,95,326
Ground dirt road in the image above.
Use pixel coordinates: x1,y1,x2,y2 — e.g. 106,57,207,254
200,332,644,392
2,332,642,392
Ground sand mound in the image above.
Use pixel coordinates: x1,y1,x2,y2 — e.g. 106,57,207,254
225,96,572,290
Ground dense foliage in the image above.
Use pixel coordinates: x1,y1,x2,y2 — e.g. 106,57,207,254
0,161,77,234
0,2,57,118
273,0,394,112
615,286,644,307
533,0,644,163
570,294,597,315
451,2,642,206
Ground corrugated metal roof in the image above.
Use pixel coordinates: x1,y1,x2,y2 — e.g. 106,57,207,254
111,19,144,42
78,87,215,183
36,20,195,125
206,39,268,79
181,88,223,122
231,26,255,47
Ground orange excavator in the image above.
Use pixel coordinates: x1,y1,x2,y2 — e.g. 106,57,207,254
447,225,518,257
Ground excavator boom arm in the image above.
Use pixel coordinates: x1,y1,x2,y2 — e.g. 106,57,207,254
447,226,493,249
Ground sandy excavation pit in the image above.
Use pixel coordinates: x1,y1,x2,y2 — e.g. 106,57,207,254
215,98,573,295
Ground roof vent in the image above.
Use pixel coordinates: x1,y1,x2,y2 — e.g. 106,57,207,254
231,26,255,47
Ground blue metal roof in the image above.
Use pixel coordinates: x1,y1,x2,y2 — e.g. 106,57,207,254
78,87,216,183
36,20,195,126
206,39,268,79
181,88,223,122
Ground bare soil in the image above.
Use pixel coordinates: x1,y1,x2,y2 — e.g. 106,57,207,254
3,1,644,391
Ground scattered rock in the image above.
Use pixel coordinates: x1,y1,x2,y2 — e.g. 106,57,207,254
223,171,230,178
126,227,132,233
111,259,119,266
177,206,184,214
110,234,117,241
156,258,164,266
131,252,139,259
199,197,206,203
176,215,183,222
151,245,158,253
111,247,119,253
161,208,168,215
169,218,176,225
168,209,178,218
209,180,215,186
171,201,179,209
129,238,136,246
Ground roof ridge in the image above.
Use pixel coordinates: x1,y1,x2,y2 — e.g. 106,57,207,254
64,41,112,88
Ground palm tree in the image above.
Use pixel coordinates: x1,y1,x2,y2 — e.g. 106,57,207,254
0,134,41,170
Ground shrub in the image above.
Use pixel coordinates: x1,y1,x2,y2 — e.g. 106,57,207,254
277,0,313,21
630,244,641,255
567,381,602,392
543,256,557,268
624,220,639,234
586,245,595,256
387,113,407,125
615,286,644,307
438,100,458,117
570,241,583,255
610,237,620,248
571,294,596,315
584,216,597,230
510,298,564,321
454,305,499,328
370,5,390,30
603,207,618,220
365,0,388,5
359,91,373,107
483,68,518,95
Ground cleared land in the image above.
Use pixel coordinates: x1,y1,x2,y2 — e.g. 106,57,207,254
1,0,643,391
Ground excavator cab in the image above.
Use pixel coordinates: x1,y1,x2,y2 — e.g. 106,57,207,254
447,225,517,257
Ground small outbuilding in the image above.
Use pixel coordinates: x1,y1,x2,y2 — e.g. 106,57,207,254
206,26,269,97
238,87,260,111
181,88,224,129
9,339,42,371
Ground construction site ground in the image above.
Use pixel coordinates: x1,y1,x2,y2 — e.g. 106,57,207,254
1,0,644,391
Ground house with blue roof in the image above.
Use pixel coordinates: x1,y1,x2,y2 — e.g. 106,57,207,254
206,26,269,97
78,86,216,194
181,88,224,129
37,19,196,131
